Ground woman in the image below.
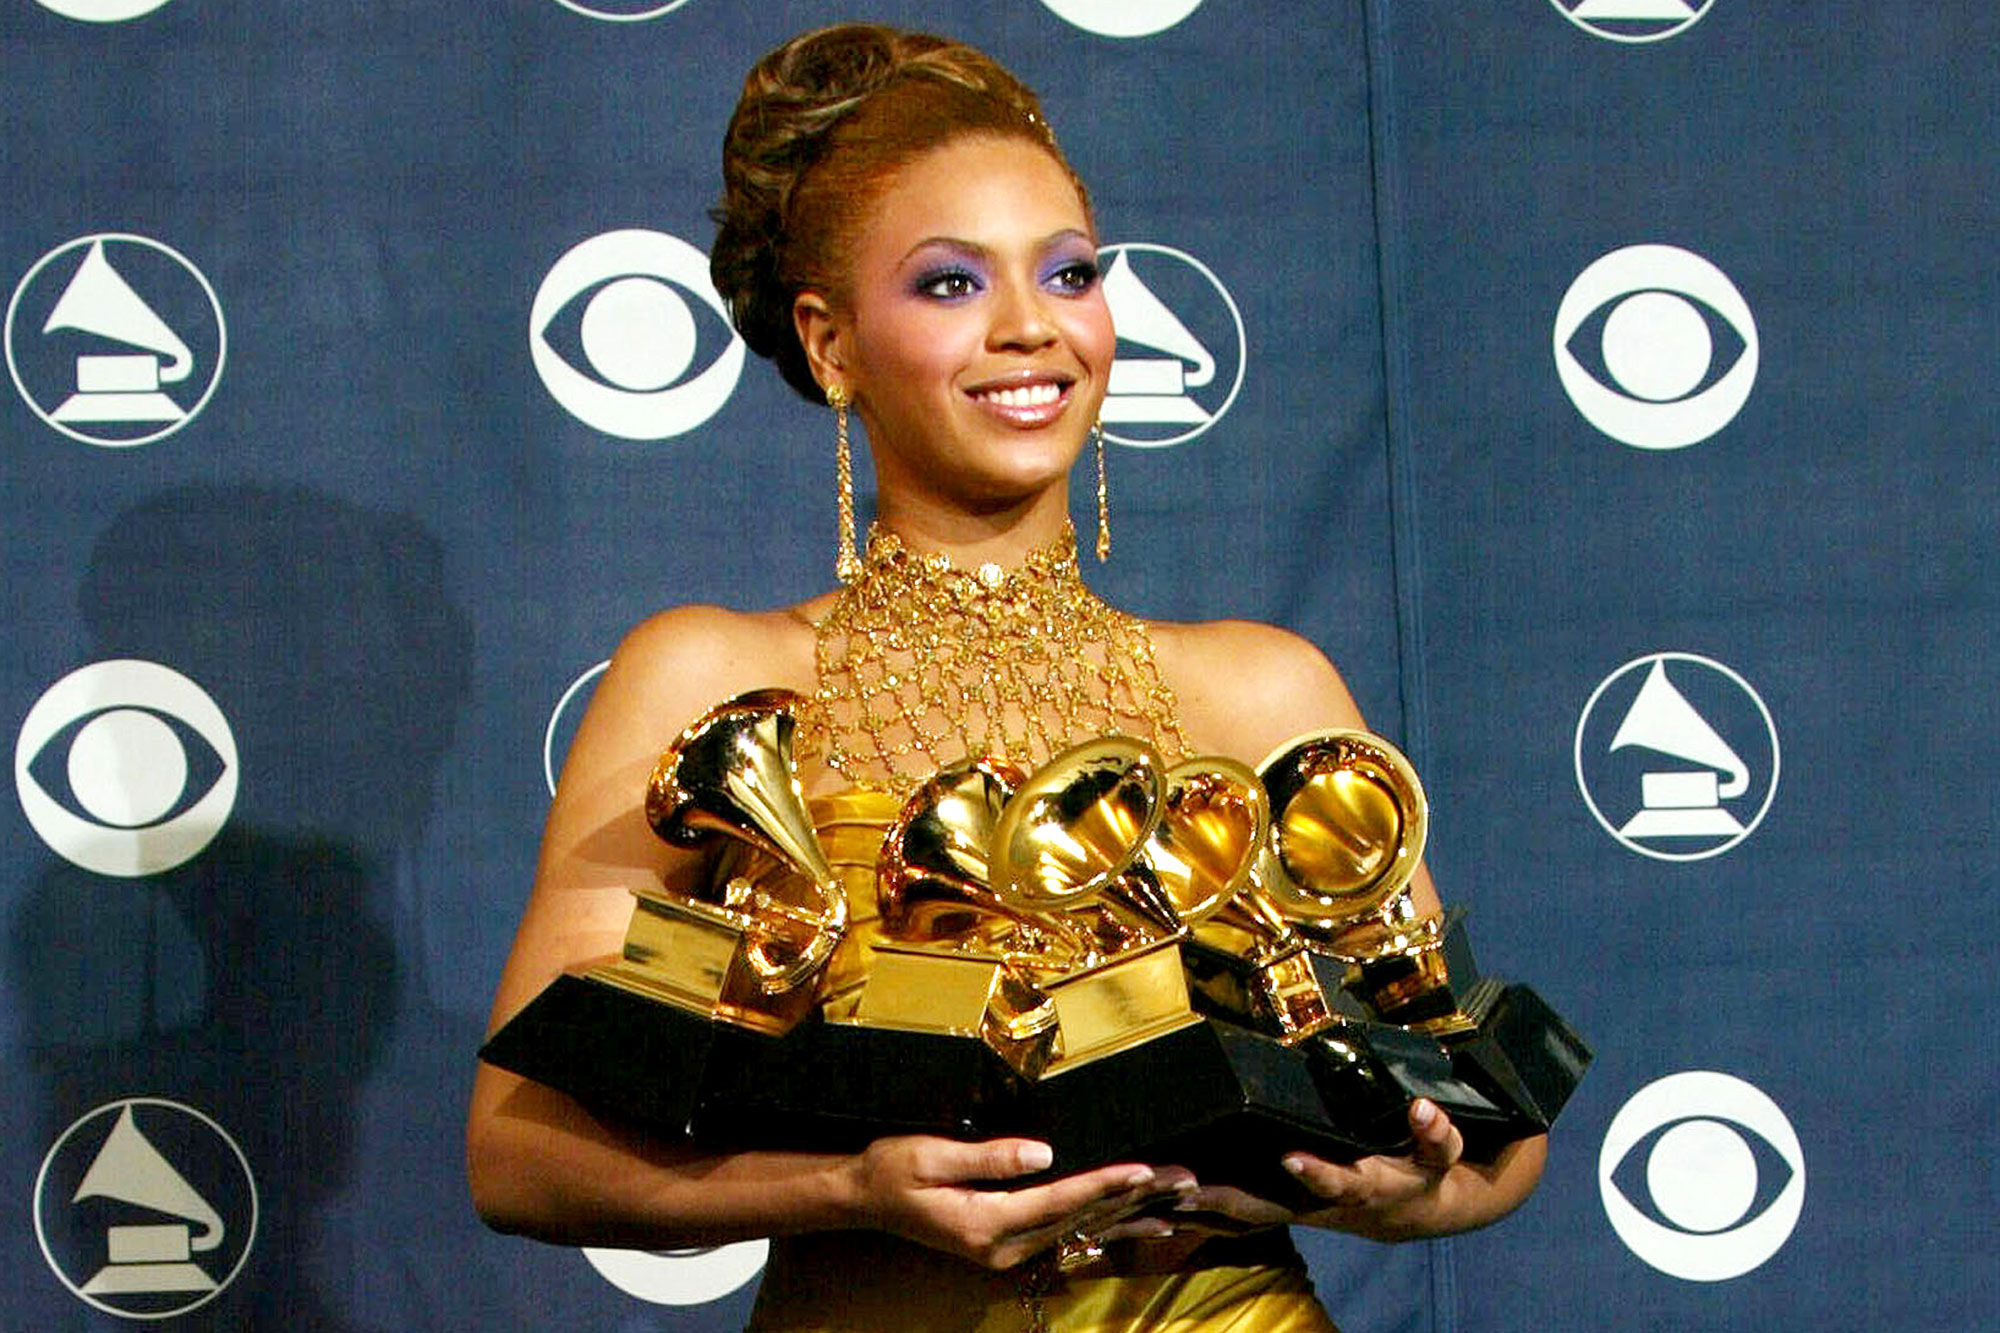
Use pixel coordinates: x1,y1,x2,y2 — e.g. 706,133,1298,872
467,24,1545,1331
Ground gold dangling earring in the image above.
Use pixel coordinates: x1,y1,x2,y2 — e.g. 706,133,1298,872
1093,419,1111,563
828,384,861,583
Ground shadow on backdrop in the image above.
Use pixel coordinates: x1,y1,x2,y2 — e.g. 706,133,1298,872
10,485,472,1330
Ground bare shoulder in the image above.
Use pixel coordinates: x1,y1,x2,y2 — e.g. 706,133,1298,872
599,601,820,737
1147,618,1371,763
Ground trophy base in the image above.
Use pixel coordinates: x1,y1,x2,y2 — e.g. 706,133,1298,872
704,1016,1025,1152
1434,983,1592,1159
1331,980,1592,1161
478,971,744,1137
1320,910,1594,1160
479,972,1024,1150
1022,1018,1414,1204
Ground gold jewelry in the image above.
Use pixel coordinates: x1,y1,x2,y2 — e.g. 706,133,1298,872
827,384,861,584
1093,419,1110,563
1054,1228,1106,1274
796,524,1187,797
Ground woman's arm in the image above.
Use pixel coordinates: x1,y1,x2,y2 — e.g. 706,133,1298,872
1153,619,1549,1241
466,606,1188,1267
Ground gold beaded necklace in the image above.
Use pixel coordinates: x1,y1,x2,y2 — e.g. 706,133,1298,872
795,524,1187,796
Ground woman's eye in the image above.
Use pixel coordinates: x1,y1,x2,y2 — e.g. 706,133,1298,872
1048,260,1100,293
917,269,981,299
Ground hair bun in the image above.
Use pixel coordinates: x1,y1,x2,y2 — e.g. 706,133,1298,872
710,24,1075,403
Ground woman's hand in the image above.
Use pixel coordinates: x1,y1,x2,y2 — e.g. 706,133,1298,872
850,1135,1193,1270
1174,1101,1543,1243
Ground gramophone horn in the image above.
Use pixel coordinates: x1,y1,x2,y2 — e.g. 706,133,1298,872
989,736,1167,915
1255,728,1429,938
1140,756,1270,928
876,756,1093,960
645,688,846,993
877,757,1020,932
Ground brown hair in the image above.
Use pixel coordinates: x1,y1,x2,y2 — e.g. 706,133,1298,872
710,24,1090,403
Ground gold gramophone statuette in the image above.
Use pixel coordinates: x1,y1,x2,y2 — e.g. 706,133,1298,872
859,758,1063,1077
984,737,1204,1074
858,736,1213,1077
1257,727,1484,1030
585,688,848,1036
1150,756,1340,1042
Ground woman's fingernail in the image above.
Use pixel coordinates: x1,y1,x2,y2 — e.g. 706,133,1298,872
1412,1099,1438,1128
1282,1155,1309,1175
1021,1142,1054,1172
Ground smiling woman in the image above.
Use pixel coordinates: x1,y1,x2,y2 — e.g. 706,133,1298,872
467,22,1544,1333
795,136,1112,549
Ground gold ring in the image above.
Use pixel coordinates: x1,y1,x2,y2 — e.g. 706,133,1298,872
1054,1229,1105,1275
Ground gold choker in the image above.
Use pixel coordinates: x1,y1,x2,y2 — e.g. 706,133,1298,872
796,525,1187,795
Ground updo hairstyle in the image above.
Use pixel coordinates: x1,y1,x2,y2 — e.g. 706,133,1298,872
711,24,1091,403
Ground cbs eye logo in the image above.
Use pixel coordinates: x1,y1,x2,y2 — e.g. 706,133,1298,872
1553,245,1757,451
30,0,176,19
548,0,695,20
1038,0,1206,38
529,229,745,441
582,1242,768,1305
1549,0,1715,45
1600,1070,1805,1281
15,660,238,878
542,659,610,797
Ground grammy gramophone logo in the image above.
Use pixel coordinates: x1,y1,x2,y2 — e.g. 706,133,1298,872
1574,653,1780,861
5,234,227,448
34,1099,258,1318
1095,243,1245,449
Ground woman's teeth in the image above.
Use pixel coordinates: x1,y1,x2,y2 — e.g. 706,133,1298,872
977,382,1061,408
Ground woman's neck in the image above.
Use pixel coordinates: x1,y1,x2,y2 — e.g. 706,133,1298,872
868,487,1075,572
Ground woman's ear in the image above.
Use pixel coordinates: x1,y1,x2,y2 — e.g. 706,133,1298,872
793,291,847,399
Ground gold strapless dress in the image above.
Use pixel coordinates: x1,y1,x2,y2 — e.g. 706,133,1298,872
741,791,1339,1333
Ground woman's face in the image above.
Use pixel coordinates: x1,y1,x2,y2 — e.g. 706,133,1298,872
804,134,1114,517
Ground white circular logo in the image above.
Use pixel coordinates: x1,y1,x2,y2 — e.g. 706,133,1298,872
16,660,239,877
35,1098,259,1319
1038,0,1206,38
543,659,611,797
1095,242,1245,449
1574,652,1778,861
549,0,695,20
31,0,176,19
530,229,744,440
582,1242,769,1305
1599,1071,1804,1280
1553,244,1757,450
6,234,227,448
1550,0,1715,44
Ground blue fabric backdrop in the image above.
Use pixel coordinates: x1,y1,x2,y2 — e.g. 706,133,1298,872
3,2,1993,1329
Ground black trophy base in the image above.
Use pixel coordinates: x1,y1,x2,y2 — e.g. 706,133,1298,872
478,972,744,1139
1315,909,1594,1161
1336,981,1592,1162
479,972,1022,1151
703,1016,1024,1153
1436,983,1592,1159
1020,1018,1414,1204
